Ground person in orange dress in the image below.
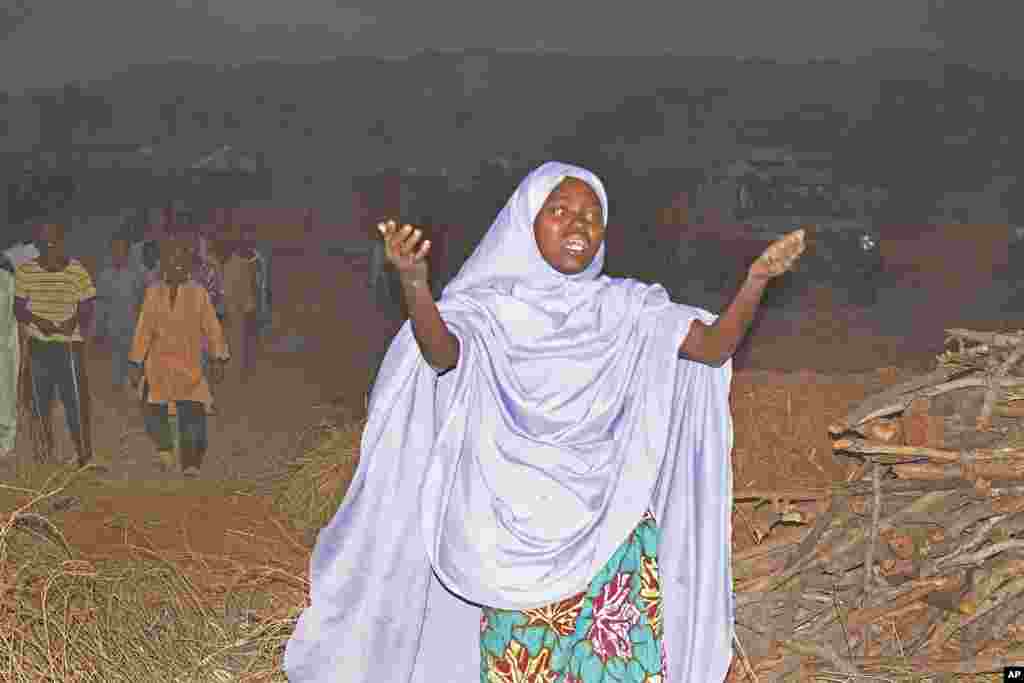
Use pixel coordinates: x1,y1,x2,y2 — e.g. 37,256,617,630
128,236,228,477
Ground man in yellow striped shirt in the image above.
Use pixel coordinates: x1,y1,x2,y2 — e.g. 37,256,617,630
14,223,98,466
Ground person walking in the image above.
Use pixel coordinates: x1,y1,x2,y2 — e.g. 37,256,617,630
213,223,259,385
94,233,146,394
128,235,228,477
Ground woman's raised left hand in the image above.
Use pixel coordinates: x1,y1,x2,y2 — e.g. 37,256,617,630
749,228,806,281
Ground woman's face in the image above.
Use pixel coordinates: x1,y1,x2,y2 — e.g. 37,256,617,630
532,178,605,275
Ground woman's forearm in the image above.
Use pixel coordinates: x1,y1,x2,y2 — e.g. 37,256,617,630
680,274,767,366
708,274,767,361
400,277,459,371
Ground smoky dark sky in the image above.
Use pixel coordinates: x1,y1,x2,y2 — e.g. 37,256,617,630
0,0,966,92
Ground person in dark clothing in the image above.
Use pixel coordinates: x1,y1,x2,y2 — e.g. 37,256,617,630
95,233,146,393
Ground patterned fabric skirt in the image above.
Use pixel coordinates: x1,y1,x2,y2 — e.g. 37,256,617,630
480,510,666,683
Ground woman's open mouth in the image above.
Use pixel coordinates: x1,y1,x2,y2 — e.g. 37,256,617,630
563,237,589,255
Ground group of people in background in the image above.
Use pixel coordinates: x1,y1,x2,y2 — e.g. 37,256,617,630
0,208,272,477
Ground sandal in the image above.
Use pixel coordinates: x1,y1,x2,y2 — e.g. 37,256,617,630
156,449,176,472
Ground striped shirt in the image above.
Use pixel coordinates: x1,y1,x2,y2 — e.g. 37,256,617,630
15,259,97,342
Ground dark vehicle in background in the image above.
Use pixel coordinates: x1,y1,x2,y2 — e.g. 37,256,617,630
675,151,885,307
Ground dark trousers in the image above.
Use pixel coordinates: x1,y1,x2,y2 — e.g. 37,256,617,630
141,381,208,469
27,338,92,464
224,312,258,382
110,335,133,387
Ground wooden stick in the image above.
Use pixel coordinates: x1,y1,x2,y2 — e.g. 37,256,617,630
829,375,1024,435
828,366,967,435
944,539,1024,568
833,437,1024,464
978,336,1024,429
731,634,761,683
987,590,1024,641
847,575,960,630
996,403,1024,417
748,492,958,593
947,500,998,539
785,495,841,572
779,639,860,678
862,574,963,611
735,590,797,610
892,461,1024,481
961,558,1024,616
734,552,790,583
861,461,882,619
733,534,803,562
735,478,1024,505
946,328,1024,348
923,589,968,615
929,516,1007,574
851,653,1024,675
924,575,1024,651
733,488,829,502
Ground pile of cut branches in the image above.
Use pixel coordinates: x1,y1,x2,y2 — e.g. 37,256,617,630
730,328,1024,682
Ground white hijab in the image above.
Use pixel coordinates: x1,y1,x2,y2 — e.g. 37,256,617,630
286,162,735,682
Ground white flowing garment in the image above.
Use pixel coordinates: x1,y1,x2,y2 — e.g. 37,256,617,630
1,243,37,454
285,162,735,682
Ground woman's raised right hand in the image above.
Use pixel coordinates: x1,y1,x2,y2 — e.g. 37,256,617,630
378,219,431,285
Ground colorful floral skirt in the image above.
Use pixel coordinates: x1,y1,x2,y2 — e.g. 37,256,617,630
480,510,666,683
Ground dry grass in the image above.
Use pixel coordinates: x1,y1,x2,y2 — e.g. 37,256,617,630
270,417,364,544
0,459,306,682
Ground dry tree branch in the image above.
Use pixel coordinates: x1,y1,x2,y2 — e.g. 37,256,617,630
828,366,971,435
832,438,1024,464
946,328,1024,348
859,461,882,659
977,335,1024,429
830,374,1024,436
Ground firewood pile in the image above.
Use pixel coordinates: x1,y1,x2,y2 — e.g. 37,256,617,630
731,328,1024,681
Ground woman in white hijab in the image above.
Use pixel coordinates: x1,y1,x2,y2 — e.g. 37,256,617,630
285,162,804,683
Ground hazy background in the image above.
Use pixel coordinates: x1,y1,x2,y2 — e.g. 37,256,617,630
1,0,950,91
2,1,1023,231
